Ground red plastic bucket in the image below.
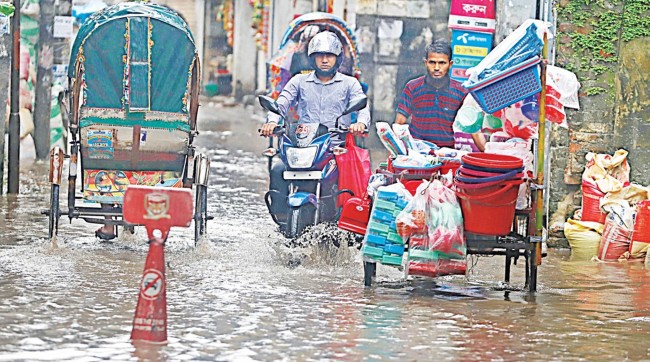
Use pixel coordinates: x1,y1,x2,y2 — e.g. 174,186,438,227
458,166,523,179
461,152,524,169
632,200,650,243
455,181,521,236
454,177,522,191
581,182,606,224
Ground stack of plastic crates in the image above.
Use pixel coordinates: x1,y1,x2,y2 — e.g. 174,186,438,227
464,23,544,114
360,188,409,266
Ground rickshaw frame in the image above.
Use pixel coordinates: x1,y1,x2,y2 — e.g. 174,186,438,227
44,3,211,245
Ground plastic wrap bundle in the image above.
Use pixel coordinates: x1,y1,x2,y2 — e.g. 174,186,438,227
392,123,416,152
360,183,413,266
396,180,467,277
376,122,407,157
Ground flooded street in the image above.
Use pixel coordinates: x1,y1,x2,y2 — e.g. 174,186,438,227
1,103,650,361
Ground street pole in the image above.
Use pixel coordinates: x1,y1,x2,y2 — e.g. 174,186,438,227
0,10,12,192
33,0,55,160
8,0,21,194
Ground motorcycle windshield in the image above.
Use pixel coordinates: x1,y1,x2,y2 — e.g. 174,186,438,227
288,123,321,147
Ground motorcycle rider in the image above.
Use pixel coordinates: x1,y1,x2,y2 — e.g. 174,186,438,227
259,31,370,227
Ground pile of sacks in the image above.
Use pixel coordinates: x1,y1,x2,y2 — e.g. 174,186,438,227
564,149,650,261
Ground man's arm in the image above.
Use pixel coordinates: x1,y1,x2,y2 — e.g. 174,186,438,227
395,84,412,124
275,75,301,119
348,79,370,134
260,75,301,136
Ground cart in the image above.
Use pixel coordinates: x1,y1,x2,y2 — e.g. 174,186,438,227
360,162,543,293
43,3,211,245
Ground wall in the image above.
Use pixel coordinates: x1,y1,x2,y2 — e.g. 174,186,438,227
548,0,650,246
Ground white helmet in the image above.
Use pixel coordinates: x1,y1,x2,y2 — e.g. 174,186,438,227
307,31,343,57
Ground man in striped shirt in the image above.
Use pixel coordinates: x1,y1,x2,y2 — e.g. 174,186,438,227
395,40,468,148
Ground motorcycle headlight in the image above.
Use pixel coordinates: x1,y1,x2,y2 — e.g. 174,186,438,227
286,147,318,168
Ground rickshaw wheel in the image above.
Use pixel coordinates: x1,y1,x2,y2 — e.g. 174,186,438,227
363,261,376,287
194,184,208,246
48,184,61,239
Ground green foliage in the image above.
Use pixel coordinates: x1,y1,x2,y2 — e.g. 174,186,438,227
622,1,650,41
556,0,648,96
585,87,607,95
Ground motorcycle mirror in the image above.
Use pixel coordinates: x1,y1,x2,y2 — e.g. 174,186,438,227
262,148,277,157
258,95,281,115
341,96,368,116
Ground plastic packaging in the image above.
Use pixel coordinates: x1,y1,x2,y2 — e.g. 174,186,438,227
376,122,407,157
396,180,467,278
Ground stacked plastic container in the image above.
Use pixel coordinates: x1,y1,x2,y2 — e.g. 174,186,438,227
462,22,545,113
448,0,496,82
360,187,410,266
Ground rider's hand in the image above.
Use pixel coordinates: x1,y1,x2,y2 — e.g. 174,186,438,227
349,122,367,135
260,122,278,137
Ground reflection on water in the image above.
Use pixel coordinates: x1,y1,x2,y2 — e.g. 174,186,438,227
1,111,649,360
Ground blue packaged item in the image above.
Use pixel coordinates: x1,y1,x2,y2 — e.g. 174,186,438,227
396,198,409,210
366,233,387,246
384,243,405,256
376,190,399,201
372,209,394,223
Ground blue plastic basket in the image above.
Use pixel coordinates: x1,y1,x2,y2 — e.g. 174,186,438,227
494,23,543,65
466,57,541,114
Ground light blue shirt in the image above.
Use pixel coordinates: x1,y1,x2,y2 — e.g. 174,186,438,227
267,72,370,129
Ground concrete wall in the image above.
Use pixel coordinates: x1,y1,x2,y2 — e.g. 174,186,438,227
232,0,258,95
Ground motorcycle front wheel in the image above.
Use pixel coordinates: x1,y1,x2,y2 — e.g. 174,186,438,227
285,204,316,239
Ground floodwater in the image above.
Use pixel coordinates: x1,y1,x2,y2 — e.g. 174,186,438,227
1,103,649,361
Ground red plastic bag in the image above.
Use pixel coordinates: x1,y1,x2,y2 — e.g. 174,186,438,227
336,133,371,207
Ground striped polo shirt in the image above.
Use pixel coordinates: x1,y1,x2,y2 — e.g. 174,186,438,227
397,75,468,147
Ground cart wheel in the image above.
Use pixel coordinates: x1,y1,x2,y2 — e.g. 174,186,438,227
194,184,208,246
363,261,376,287
48,184,61,239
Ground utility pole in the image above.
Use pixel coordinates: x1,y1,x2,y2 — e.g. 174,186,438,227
33,0,55,160
0,3,14,192
8,0,21,194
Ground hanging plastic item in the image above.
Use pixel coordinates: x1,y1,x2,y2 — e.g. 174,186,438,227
336,133,371,207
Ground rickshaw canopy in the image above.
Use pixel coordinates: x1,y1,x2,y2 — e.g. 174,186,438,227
278,12,361,76
69,2,197,114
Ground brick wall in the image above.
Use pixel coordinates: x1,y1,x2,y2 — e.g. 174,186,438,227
548,0,650,246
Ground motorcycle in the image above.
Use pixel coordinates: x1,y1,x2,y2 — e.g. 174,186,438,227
258,95,368,238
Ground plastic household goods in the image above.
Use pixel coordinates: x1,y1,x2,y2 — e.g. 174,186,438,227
455,180,522,236
461,152,524,169
376,122,407,157
396,181,467,278
581,182,606,224
361,183,412,266
338,196,371,235
464,57,542,114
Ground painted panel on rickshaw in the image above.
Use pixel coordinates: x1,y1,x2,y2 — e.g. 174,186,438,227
83,169,183,204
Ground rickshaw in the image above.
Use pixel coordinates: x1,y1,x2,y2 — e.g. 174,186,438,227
266,12,363,100
44,2,211,245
